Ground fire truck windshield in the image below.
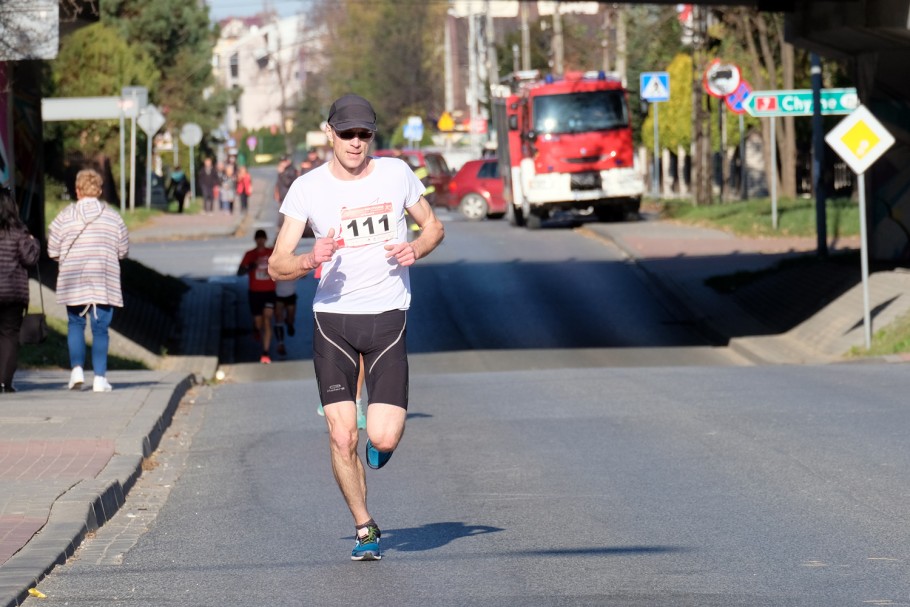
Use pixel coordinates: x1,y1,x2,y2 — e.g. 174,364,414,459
532,90,628,135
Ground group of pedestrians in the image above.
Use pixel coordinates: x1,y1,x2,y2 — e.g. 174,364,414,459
193,157,253,215
0,168,127,394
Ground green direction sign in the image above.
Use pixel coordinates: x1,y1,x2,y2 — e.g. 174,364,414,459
744,88,859,117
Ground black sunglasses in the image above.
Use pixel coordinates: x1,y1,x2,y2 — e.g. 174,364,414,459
335,129,374,141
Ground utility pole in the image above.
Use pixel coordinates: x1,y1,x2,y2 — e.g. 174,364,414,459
602,6,614,73
552,4,564,75
520,0,531,71
811,52,828,258
615,5,627,86
485,0,499,87
692,4,710,206
444,6,454,113
468,5,481,158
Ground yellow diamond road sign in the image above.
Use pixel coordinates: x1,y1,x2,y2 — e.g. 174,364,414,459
825,104,894,175
437,111,455,132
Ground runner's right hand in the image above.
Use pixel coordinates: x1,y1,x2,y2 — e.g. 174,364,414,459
311,228,337,264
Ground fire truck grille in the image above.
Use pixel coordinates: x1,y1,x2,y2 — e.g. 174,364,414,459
565,156,603,164
570,172,602,191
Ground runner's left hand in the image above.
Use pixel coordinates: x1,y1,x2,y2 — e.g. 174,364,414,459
384,242,417,267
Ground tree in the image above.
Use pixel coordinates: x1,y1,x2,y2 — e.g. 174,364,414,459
642,54,693,153
625,5,686,146
720,8,798,199
46,21,158,168
100,0,230,142
312,0,447,139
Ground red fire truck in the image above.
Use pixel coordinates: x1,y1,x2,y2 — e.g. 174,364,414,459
492,70,644,229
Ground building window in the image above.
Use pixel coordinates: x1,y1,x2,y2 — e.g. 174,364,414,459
230,53,239,79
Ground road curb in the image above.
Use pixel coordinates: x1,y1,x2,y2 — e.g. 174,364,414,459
0,373,194,607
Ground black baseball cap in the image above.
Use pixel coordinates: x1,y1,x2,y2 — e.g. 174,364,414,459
327,94,377,132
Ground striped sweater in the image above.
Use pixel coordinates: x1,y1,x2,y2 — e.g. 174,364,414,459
47,198,129,307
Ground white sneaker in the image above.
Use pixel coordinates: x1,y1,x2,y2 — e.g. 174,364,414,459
93,376,113,392
68,366,84,390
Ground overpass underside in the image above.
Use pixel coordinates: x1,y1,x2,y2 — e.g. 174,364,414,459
787,0,910,262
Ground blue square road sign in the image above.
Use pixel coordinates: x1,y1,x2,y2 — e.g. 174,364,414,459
640,72,670,102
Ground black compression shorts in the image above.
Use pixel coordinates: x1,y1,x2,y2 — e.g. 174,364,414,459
313,310,409,409
248,290,276,316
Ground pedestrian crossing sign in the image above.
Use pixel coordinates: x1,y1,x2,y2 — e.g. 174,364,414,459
825,105,894,175
640,72,670,102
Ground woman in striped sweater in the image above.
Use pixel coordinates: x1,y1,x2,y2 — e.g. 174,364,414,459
47,169,129,392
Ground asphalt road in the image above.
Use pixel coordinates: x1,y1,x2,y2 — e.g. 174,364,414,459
37,189,907,606
22,363,910,606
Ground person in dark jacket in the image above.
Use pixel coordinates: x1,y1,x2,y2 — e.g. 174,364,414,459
197,157,220,214
0,186,40,392
166,165,191,213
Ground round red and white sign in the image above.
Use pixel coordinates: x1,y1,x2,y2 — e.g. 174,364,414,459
703,59,741,98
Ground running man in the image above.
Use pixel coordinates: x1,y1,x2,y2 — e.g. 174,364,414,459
269,94,444,561
238,229,276,364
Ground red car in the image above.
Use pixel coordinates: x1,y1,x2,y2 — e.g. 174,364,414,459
373,149,453,209
447,158,506,220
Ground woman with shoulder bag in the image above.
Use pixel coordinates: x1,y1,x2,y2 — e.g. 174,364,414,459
47,169,129,393
0,186,40,393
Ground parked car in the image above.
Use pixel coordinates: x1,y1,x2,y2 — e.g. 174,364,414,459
373,149,453,208
446,158,507,220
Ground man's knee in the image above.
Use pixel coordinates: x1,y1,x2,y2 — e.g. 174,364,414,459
328,420,359,455
366,407,406,452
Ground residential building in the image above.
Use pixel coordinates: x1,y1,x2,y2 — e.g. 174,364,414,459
212,13,307,132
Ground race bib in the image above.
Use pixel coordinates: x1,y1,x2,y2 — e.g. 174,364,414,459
339,202,395,247
254,259,270,281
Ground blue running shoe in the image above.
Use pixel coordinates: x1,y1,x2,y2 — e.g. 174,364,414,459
365,439,393,469
351,524,381,561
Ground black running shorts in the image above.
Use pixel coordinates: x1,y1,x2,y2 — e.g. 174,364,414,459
313,310,409,409
248,290,276,316
277,292,298,306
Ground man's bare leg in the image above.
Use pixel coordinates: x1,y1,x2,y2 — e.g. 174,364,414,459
324,401,370,524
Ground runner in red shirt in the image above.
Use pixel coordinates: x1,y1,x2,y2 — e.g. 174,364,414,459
237,229,276,363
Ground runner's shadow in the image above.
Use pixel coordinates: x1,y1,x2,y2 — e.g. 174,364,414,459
380,521,503,552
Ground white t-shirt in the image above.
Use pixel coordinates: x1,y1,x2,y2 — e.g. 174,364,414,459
275,279,297,298
279,157,425,314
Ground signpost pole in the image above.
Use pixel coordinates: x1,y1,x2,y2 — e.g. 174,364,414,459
189,145,196,203
119,106,126,213
857,172,872,348
811,53,828,259
179,123,204,206
652,103,659,197
146,129,152,209
739,113,746,200
129,91,137,212
770,116,778,230
824,104,895,352
719,101,726,201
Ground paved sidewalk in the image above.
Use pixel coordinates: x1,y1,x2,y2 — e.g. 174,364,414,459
582,217,910,364
3,194,910,605
1,179,258,607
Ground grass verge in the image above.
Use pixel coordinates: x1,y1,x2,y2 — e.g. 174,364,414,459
658,196,860,239
660,197,909,357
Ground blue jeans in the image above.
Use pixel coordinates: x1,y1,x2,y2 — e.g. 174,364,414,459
67,304,114,376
